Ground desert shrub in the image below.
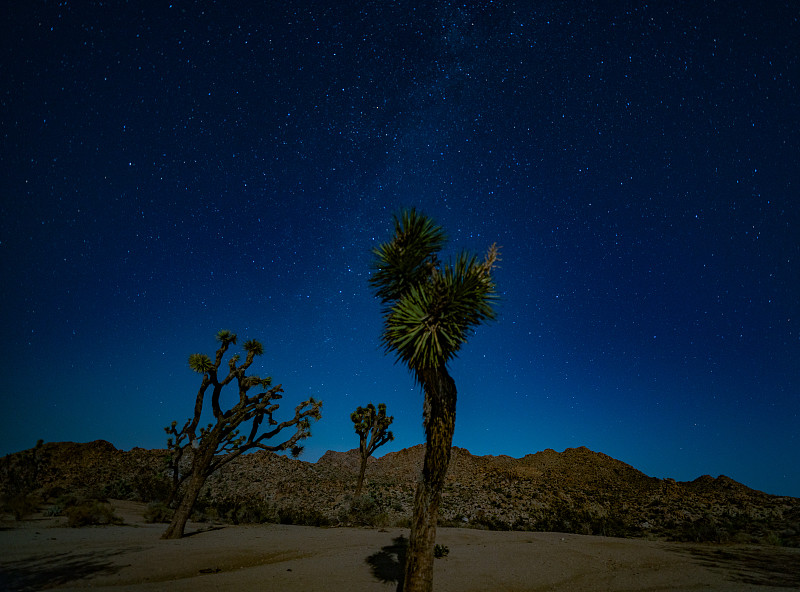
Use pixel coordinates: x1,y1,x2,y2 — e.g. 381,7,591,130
439,516,466,528
470,511,513,531
54,493,79,508
528,504,632,537
510,517,536,531
339,494,389,527
66,500,123,527
277,506,332,527
670,516,728,543
201,499,277,524
132,473,172,503
191,505,220,523
102,479,136,500
1,493,40,520
186,492,219,523
589,514,630,538
395,516,411,528
205,498,237,522
434,544,449,558
233,501,277,524
44,503,67,517
44,493,79,517
762,531,784,547
143,502,173,523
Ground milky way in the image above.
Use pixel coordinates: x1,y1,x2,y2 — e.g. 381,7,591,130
1,2,798,495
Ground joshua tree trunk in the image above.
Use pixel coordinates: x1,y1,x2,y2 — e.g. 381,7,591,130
355,459,368,497
402,367,457,592
161,447,214,540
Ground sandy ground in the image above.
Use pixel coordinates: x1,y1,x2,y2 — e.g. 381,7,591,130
1,500,799,591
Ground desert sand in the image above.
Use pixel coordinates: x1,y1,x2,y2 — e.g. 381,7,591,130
1,500,798,591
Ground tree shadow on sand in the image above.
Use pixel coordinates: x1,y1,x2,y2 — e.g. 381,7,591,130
678,545,800,588
366,535,408,592
181,525,224,537
0,549,127,592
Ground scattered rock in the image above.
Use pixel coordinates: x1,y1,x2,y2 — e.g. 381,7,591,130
2,441,798,545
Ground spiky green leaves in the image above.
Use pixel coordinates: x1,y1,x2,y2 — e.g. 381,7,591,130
215,330,237,345
382,258,497,367
370,209,447,305
351,402,394,472
188,353,214,373
370,209,499,370
243,339,264,356
351,402,394,439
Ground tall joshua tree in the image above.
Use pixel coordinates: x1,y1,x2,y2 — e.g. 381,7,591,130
351,402,394,496
370,209,499,592
161,330,322,539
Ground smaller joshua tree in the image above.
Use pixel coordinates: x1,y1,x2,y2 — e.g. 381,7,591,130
351,403,394,496
161,330,322,539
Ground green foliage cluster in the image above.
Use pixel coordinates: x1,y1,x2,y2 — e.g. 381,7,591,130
143,502,174,523
351,403,394,447
193,498,278,525
338,494,390,527
43,493,80,517
370,208,499,370
433,544,449,558
101,472,172,503
664,511,797,546
276,506,332,527
1,493,40,521
169,495,333,528
65,500,123,527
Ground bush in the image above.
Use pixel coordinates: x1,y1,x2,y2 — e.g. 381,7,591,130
102,479,135,500
191,506,220,523
670,516,728,543
762,531,784,547
340,494,389,527
200,499,277,524
233,501,276,524
470,511,513,531
434,544,449,558
66,500,123,527
132,473,172,503
103,472,171,502
143,502,173,523
1,493,40,520
277,506,332,527
44,504,63,517
44,493,80,517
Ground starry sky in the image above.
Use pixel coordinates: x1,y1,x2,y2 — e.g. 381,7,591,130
2,1,798,497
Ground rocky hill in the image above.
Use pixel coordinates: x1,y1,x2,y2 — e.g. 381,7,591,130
2,441,798,546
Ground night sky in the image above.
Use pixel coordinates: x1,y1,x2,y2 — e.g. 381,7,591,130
2,2,798,497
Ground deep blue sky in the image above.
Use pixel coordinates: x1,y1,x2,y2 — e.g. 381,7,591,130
2,2,798,497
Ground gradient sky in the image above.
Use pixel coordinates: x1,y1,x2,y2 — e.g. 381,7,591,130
2,2,798,497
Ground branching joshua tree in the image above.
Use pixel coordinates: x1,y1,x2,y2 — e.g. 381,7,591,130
370,209,499,592
351,403,394,496
161,330,323,539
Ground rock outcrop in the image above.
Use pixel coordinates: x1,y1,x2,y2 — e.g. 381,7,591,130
2,440,798,545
